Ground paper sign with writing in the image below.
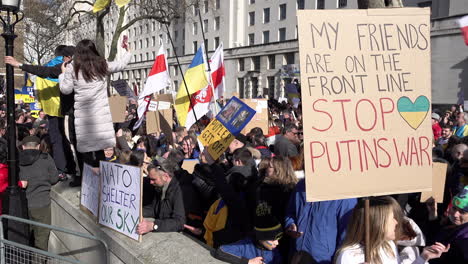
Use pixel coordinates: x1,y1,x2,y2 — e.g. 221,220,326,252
111,79,134,98
80,163,100,218
420,162,448,203
99,161,142,241
148,101,171,111
216,97,256,136
298,9,432,201
199,119,234,160
182,159,199,174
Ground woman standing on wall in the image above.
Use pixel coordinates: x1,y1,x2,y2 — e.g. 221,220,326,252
59,39,131,186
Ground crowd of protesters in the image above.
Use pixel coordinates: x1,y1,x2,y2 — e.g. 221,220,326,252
0,39,465,264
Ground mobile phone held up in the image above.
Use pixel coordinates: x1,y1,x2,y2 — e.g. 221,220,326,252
122,35,128,50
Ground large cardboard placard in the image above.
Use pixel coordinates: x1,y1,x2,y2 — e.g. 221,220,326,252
420,162,448,203
298,9,432,201
182,159,199,174
80,163,100,219
146,109,173,146
241,99,269,135
199,119,234,160
108,95,127,123
99,161,142,241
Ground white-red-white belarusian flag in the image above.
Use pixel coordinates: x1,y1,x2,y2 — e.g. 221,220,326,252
185,43,225,129
134,46,171,130
458,15,468,46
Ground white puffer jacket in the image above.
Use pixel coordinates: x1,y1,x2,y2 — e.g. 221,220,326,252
59,51,131,153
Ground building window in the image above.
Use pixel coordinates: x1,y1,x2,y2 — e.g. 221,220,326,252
166,33,170,43
279,28,286,41
249,0,255,4
146,24,149,33
193,22,198,35
139,54,143,61
139,39,142,49
159,34,163,45
204,0,209,13
152,36,156,46
174,66,179,76
146,52,149,60
284,52,295,65
203,19,209,33
263,31,270,44
215,0,220,9
317,0,325,9
167,48,170,57
139,25,143,34
267,76,275,98
193,41,198,53
338,0,347,8
214,37,220,49
252,56,260,71
248,33,255,45
279,4,287,20
204,39,208,50
174,30,178,40
182,45,185,55
297,0,305,9
134,55,137,62
192,5,197,16
145,38,149,48
152,21,156,31
152,51,156,60
214,17,220,31
238,58,245,71
182,29,185,40
263,8,270,24
268,55,275,69
249,12,255,26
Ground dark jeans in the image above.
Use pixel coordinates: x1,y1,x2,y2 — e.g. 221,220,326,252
47,116,76,174
29,205,51,251
67,109,84,175
82,150,106,168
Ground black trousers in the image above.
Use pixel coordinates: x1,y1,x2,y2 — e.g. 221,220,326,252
81,150,106,168
67,109,84,174
47,116,76,174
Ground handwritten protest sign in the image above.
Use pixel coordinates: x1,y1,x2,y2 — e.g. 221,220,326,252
111,79,134,98
199,119,234,160
99,161,142,241
80,163,100,219
217,97,256,135
241,99,269,134
148,100,171,111
420,162,448,203
146,109,173,147
298,9,432,201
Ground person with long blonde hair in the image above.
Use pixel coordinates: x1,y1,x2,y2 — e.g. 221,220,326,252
335,196,449,264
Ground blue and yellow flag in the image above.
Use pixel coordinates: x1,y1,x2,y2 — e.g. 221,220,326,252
175,45,209,127
35,56,65,117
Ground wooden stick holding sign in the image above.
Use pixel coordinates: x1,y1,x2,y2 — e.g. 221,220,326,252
99,161,143,242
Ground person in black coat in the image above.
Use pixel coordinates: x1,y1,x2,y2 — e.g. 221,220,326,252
137,161,185,234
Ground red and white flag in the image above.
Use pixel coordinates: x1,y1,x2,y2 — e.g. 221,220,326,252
185,43,225,129
134,46,171,130
459,15,468,46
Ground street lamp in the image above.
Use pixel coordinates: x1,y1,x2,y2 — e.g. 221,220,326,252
0,0,29,245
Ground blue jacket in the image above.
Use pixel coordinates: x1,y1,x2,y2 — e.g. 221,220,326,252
284,180,357,264
215,238,282,264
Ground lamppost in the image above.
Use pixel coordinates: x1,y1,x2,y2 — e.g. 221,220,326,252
0,0,29,244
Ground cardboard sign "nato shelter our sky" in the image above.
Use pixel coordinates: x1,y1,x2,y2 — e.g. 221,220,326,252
297,8,432,202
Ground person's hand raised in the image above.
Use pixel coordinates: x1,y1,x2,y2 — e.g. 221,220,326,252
5,56,20,67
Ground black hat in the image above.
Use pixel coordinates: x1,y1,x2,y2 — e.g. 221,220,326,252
21,135,40,145
235,133,248,145
254,203,283,241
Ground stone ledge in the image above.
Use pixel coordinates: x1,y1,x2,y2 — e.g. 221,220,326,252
50,182,225,264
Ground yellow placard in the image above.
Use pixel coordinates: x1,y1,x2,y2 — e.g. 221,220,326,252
199,119,234,160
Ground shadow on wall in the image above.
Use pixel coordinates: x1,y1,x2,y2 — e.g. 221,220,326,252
451,56,468,105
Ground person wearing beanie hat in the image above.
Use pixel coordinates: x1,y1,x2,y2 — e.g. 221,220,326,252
214,202,283,264
18,134,60,251
426,186,468,264
432,112,442,141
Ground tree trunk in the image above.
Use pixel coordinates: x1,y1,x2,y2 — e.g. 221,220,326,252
107,7,127,61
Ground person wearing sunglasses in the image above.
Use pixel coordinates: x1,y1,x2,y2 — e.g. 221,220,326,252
215,204,283,264
136,161,185,235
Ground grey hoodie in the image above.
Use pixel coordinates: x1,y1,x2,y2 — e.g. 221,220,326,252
19,149,59,208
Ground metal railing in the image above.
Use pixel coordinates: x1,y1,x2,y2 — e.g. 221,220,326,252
0,214,109,264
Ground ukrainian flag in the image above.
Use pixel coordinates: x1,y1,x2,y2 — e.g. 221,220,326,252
35,56,65,117
175,45,209,127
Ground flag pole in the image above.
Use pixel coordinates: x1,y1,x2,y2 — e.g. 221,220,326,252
163,21,201,131
197,8,219,115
